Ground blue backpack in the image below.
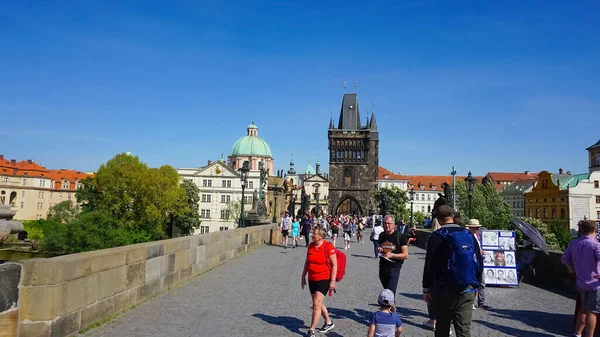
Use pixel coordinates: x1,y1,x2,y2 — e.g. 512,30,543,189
435,227,483,290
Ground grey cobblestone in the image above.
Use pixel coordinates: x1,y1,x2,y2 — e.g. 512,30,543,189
83,232,575,337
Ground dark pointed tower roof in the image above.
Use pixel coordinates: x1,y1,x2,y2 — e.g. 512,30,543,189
329,118,334,129
369,111,378,130
337,93,361,130
586,139,600,150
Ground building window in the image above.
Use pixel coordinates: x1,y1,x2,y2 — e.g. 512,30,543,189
536,208,540,218
20,202,24,209
220,209,230,219
199,226,209,234
597,211,600,219
421,206,425,212
427,194,431,201
22,178,26,186
596,196,600,204
542,179,548,189
62,180,69,189
202,179,212,187
248,181,254,189
201,194,212,202
220,195,231,203
560,208,566,219
200,209,211,218
543,208,548,218
39,180,45,187
595,181,599,188
528,209,532,217
551,208,556,218
67,193,71,200
39,191,44,199
219,226,229,231
21,191,25,197
2,177,7,183
37,202,44,210
58,193,62,199
244,195,253,203
221,180,232,188
415,194,419,201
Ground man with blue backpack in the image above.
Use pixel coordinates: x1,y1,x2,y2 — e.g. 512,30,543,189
422,205,483,337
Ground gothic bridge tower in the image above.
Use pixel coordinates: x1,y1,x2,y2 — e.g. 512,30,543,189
327,93,379,216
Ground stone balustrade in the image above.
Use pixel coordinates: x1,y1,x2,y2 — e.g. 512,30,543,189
0,224,278,337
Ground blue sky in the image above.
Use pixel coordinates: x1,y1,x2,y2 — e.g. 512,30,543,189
1,0,599,176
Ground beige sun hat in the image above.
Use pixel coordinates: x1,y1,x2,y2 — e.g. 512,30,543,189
466,219,482,227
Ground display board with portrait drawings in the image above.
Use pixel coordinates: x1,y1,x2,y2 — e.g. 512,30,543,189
481,230,518,286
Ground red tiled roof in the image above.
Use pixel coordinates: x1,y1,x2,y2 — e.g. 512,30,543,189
49,169,93,191
486,172,538,182
378,166,483,191
14,160,50,178
0,155,17,175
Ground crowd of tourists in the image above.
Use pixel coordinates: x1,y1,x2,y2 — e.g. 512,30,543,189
278,206,600,337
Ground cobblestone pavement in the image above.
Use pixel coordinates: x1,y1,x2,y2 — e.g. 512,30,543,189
84,231,575,337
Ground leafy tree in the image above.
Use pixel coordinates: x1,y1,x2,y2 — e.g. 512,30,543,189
46,201,79,224
226,200,241,228
76,153,188,239
170,180,201,236
548,219,572,251
454,180,512,230
375,187,410,223
412,211,427,227
41,211,152,254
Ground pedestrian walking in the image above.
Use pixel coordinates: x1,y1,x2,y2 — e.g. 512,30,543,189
280,210,292,248
422,205,483,337
367,289,403,337
300,213,312,247
371,220,384,258
291,217,300,248
357,221,365,243
377,215,409,295
343,216,352,250
301,226,337,337
466,219,492,310
331,217,340,248
562,220,600,337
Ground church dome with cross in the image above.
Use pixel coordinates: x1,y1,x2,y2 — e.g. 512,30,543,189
227,122,274,173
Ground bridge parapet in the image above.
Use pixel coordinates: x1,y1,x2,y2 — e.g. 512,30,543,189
0,224,276,337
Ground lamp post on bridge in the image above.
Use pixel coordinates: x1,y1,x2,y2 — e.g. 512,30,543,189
238,161,250,228
464,171,476,219
409,187,415,227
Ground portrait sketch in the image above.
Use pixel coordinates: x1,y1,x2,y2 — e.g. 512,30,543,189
483,251,495,266
493,250,506,266
504,252,516,267
482,231,499,247
506,269,518,284
499,237,515,251
485,268,496,284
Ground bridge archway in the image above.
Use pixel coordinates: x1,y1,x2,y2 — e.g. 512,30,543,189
333,195,363,216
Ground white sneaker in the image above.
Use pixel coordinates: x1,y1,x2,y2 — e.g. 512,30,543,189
472,304,476,310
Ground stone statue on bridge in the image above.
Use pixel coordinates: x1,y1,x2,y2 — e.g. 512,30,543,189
431,182,453,220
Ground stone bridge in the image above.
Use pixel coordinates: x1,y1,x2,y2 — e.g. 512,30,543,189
84,233,572,336
0,226,576,337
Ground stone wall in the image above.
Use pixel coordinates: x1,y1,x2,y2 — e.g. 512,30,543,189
0,224,276,337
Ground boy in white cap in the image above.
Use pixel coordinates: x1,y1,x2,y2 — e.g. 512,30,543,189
368,289,403,337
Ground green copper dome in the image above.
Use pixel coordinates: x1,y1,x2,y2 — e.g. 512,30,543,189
231,122,272,157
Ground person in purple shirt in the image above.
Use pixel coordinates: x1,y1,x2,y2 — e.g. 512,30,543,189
562,220,600,337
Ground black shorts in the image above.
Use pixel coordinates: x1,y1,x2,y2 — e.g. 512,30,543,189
282,230,289,236
309,279,330,295
332,228,339,235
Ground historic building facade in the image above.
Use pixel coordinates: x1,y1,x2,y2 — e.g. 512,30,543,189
500,179,537,217
327,93,379,216
178,122,274,233
0,155,90,220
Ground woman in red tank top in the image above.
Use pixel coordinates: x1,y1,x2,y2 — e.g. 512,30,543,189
301,226,338,337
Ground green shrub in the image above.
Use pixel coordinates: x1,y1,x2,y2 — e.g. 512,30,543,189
40,211,152,254
548,219,572,251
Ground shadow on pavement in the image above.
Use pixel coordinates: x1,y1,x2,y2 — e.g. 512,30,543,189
399,293,424,301
328,307,371,326
473,319,558,336
350,254,374,259
252,313,306,336
486,309,573,335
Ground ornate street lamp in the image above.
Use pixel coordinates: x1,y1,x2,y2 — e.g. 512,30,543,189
464,171,476,219
409,187,415,227
238,161,250,228
272,185,283,223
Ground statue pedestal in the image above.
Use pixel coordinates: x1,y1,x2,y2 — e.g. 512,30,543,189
244,210,271,227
